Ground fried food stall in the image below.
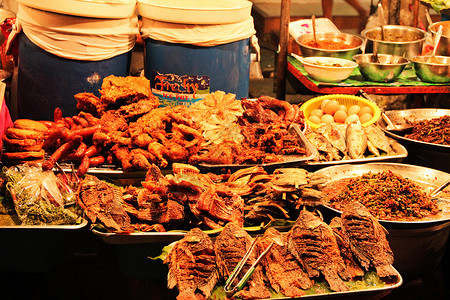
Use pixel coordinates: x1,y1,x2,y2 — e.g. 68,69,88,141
0,0,450,299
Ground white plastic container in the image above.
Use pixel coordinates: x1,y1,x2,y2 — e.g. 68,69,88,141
137,0,252,25
17,0,137,19
138,0,255,105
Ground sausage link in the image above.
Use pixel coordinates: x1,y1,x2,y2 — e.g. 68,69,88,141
42,135,83,171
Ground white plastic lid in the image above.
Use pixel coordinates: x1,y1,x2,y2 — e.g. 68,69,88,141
17,0,137,19
138,0,252,25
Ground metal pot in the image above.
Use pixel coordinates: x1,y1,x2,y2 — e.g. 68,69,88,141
429,21,450,56
296,32,363,60
361,25,429,59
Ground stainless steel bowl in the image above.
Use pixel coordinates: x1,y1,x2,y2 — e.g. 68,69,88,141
353,53,410,82
410,56,450,83
361,25,429,58
429,21,450,56
296,32,363,60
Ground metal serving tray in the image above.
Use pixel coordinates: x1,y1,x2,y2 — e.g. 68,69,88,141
92,228,186,244
377,108,450,150
266,269,402,300
312,162,450,277
305,140,408,171
313,162,450,226
0,216,88,229
376,109,450,172
198,124,319,171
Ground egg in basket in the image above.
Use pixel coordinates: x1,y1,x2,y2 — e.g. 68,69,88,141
300,94,381,129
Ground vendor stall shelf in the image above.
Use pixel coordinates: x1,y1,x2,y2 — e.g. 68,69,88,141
287,57,450,95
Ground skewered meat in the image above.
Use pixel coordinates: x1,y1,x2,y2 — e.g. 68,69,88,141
258,227,313,296
287,210,348,292
340,201,396,277
77,175,132,232
214,222,271,299
164,228,219,300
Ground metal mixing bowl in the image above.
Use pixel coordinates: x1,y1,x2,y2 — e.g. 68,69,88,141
353,53,410,82
296,32,363,60
429,21,450,56
410,56,450,83
361,25,429,58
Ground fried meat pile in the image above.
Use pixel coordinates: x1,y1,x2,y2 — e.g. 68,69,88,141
189,96,307,165
37,75,307,176
78,164,326,233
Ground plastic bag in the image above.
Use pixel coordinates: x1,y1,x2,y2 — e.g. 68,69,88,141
4,164,80,225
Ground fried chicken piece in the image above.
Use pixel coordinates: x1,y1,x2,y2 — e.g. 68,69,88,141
188,142,237,165
147,141,168,168
92,111,130,147
75,92,107,117
111,145,133,171
100,75,151,106
116,98,159,121
129,148,156,170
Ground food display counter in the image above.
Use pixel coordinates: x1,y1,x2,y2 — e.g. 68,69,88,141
1,1,450,300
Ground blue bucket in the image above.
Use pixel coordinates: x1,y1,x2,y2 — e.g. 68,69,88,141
17,33,132,120
144,37,250,106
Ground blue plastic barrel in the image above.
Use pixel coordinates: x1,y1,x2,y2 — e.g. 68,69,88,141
144,37,250,106
17,33,132,120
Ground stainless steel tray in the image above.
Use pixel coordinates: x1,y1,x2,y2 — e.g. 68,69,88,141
198,124,319,170
312,162,450,226
377,108,450,151
0,216,88,230
377,109,450,172
305,140,408,170
268,268,402,300
92,228,186,244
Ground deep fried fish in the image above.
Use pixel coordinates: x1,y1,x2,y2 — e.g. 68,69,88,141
214,222,271,299
164,228,219,300
340,201,396,277
258,227,313,297
287,210,348,292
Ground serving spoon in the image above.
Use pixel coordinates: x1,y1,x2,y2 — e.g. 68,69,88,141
311,15,318,47
427,25,443,63
430,178,450,198
371,3,385,63
358,89,413,134
382,114,414,134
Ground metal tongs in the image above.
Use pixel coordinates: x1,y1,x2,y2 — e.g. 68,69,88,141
224,236,274,295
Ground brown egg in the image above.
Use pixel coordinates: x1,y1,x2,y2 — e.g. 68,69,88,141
309,115,321,124
347,105,361,116
334,110,348,123
323,100,340,115
359,112,373,124
358,105,373,117
321,114,335,124
310,109,324,118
